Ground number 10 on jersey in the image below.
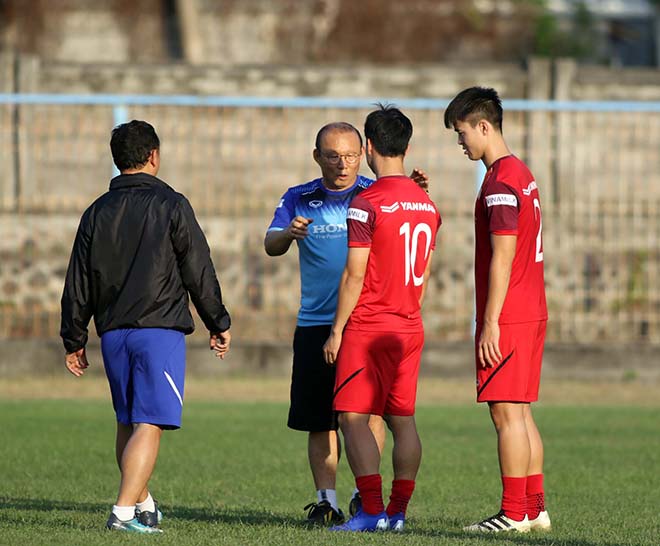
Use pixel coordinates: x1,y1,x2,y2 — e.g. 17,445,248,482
399,222,432,286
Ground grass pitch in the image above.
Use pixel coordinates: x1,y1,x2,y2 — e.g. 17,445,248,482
0,394,658,545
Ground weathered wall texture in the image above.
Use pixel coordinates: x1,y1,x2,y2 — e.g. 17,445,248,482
0,54,659,364
0,0,549,65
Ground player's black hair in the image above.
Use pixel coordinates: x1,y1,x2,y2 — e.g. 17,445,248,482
364,103,412,157
315,122,363,150
110,120,160,171
444,87,503,132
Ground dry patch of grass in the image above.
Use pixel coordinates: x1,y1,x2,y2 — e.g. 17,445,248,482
1,376,658,406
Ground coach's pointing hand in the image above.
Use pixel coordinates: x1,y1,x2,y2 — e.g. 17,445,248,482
322,331,342,366
65,348,89,377
287,216,313,240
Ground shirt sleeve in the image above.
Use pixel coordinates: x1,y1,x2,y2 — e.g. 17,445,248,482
346,195,376,247
171,197,231,333
60,208,94,353
483,180,519,235
266,190,295,231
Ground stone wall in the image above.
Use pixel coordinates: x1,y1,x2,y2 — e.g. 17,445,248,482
0,54,659,352
0,0,556,66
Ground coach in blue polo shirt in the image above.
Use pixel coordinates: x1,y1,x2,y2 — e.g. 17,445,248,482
264,122,427,525
60,120,231,534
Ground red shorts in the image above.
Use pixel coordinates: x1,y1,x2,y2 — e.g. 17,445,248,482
475,320,546,403
333,328,424,416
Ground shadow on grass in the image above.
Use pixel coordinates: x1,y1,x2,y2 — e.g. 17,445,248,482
0,497,107,514
0,497,298,528
1,498,625,546
406,515,621,546
171,504,299,526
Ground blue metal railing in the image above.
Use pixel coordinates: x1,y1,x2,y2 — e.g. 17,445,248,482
1,93,660,112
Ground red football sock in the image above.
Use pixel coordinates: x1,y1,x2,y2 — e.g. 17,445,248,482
355,474,384,515
526,473,545,519
501,476,527,522
386,479,415,517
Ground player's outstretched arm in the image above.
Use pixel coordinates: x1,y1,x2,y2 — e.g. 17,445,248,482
210,330,231,359
264,216,313,256
65,348,89,377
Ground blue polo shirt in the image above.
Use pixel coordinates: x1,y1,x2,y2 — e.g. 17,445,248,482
267,175,374,326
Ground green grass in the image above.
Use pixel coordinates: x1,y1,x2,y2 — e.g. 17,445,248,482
0,400,658,545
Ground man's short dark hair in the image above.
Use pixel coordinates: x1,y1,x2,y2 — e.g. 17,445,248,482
444,87,503,131
315,122,363,150
364,104,412,157
110,120,160,171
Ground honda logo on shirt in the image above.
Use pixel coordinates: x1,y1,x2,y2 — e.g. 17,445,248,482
312,223,347,234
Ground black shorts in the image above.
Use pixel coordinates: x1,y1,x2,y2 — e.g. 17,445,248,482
288,325,338,432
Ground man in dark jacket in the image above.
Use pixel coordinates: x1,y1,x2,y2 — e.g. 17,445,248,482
60,120,231,534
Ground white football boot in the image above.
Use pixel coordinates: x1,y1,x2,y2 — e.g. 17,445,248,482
463,511,531,533
528,510,551,531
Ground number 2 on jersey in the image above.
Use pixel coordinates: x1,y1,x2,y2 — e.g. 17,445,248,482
533,198,543,263
399,222,432,286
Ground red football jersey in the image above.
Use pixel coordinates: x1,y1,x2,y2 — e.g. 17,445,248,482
475,155,548,324
345,175,441,332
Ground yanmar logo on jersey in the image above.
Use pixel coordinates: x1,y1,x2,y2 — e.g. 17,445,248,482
485,194,518,207
380,202,400,213
522,181,538,196
381,201,435,213
347,208,369,223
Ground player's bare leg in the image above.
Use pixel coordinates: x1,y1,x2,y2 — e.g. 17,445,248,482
489,402,531,476
385,415,421,480
370,414,386,454
465,402,531,532
383,414,421,531
116,423,149,503
306,430,344,524
465,402,530,531
115,422,162,528
332,411,388,532
308,430,339,490
522,404,543,474
339,412,381,477
116,423,162,507
348,415,386,516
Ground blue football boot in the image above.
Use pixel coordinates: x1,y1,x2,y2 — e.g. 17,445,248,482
388,512,405,532
329,508,388,532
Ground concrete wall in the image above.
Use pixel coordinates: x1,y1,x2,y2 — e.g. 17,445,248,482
0,0,553,65
0,54,659,375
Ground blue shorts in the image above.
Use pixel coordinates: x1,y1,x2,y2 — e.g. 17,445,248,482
101,328,186,429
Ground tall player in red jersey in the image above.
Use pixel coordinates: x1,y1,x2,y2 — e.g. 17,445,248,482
323,105,441,532
445,87,550,534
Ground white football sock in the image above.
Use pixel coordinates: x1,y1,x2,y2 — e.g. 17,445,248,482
112,505,136,522
136,492,156,513
351,487,360,500
317,489,338,511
